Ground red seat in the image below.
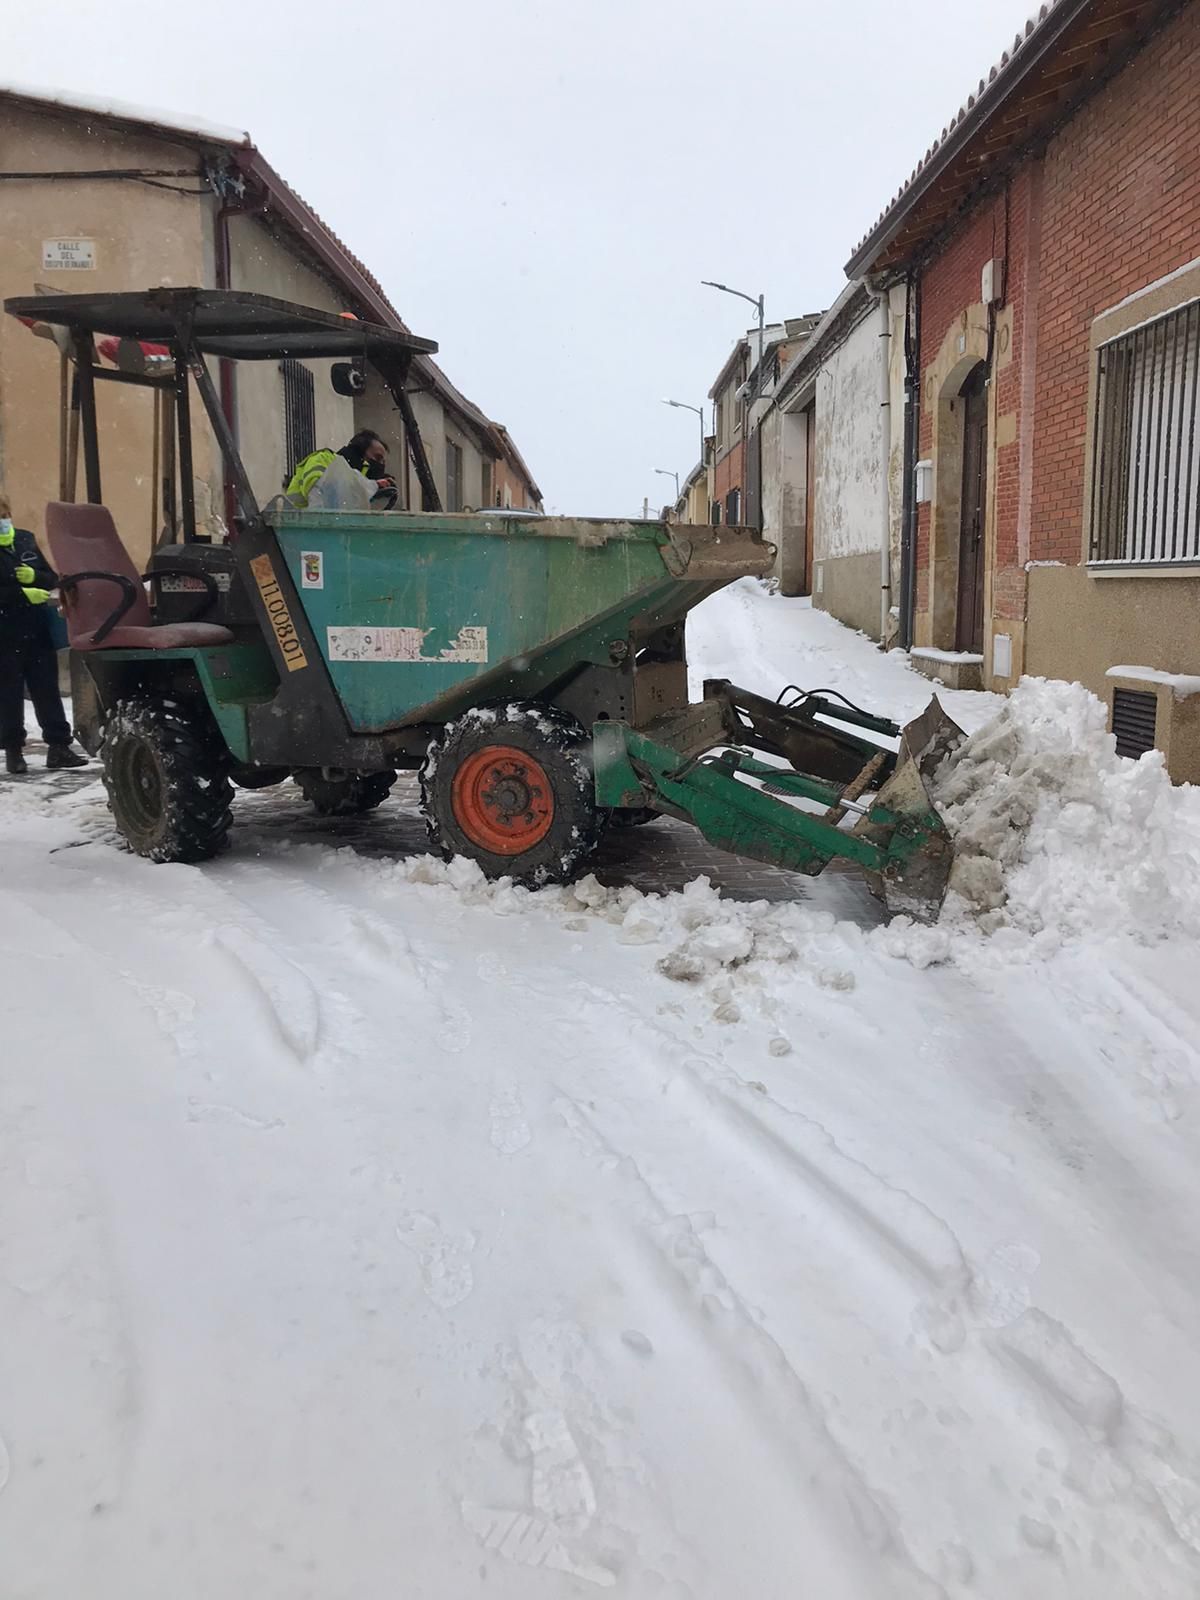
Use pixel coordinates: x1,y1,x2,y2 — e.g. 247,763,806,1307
44,502,234,651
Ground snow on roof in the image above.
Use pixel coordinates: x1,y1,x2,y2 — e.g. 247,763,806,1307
0,78,251,148
0,78,543,491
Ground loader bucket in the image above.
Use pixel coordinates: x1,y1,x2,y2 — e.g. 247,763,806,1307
855,696,964,921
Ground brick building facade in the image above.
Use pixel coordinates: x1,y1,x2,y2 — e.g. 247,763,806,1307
849,0,1200,776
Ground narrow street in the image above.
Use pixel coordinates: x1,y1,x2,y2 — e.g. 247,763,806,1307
4,583,1199,1599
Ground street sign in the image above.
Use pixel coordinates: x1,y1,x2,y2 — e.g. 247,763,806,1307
42,239,96,271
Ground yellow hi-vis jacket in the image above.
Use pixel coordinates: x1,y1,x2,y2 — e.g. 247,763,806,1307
286,448,370,507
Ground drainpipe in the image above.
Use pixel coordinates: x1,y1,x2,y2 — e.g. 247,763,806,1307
899,270,920,650
867,283,893,645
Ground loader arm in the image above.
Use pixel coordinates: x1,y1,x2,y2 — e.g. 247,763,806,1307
595,684,963,922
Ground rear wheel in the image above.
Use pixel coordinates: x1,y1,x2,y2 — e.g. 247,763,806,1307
294,769,396,816
102,698,232,863
421,703,602,885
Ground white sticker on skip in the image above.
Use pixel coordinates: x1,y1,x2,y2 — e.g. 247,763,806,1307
327,625,488,664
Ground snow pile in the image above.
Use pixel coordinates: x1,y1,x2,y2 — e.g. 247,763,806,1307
930,677,1200,949
379,673,1200,985
378,853,864,1030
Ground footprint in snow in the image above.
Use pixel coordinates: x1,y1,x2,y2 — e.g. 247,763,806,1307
397,1211,477,1309
438,1000,472,1055
970,1241,1041,1329
490,1087,532,1155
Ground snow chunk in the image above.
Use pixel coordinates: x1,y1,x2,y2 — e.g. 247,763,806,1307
928,677,1200,948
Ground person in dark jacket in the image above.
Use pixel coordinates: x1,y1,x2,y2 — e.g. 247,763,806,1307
0,491,87,774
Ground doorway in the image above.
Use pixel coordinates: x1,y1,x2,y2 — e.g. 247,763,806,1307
956,363,988,653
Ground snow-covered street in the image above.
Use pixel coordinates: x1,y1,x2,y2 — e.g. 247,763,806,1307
4,583,1200,1599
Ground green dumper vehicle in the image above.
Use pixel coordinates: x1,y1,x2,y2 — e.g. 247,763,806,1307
5,288,960,919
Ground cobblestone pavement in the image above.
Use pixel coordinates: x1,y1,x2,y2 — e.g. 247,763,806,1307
6,753,885,925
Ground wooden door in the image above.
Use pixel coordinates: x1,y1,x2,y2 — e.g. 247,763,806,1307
956,366,988,653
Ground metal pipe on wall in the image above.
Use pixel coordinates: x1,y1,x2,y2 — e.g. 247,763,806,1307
867,284,893,643
899,271,920,650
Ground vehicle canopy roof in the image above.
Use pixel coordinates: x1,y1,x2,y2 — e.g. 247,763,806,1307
2,287,438,362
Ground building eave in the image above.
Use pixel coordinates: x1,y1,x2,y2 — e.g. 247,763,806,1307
845,0,1178,278
489,424,543,504
708,337,750,401
775,280,871,409
0,80,543,496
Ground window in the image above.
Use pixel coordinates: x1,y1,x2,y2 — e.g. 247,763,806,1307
725,488,741,526
711,500,722,525
445,437,464,512
1090,300,1200,564
715,397,726,450
481,458,492,511
281,359,316,480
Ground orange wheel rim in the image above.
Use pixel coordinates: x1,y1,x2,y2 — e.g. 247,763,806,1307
451,745,555,854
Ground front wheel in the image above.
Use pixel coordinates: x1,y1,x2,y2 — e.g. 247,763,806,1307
420,703,602,886
102,698,233,863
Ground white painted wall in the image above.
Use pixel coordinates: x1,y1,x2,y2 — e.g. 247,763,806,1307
813,306,885,561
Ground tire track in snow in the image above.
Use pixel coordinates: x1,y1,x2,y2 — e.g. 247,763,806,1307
523,965,1200,1595
202,853,926,1593
553,972,971,1310
34,844,330,1071
209,854,475,1062
553,1094,946,1600
204,842,1200,1588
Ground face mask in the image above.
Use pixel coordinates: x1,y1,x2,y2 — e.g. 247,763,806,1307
0,518,13,545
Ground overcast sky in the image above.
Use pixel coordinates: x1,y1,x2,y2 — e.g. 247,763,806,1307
3,0,1038,516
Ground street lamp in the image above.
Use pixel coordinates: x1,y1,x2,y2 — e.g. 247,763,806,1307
662,397,706,466
654,467,680,499
701,279,765,394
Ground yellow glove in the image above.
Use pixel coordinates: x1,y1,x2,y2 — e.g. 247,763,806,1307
14,563,35,585
22,586,50,606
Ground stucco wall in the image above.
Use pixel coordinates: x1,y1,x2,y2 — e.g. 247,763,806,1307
353,369,410,507
815,551,880,638
225,214,356,508
1026,565,1200,695
0,104,210,569
444,413,485,511
0,96,527,559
